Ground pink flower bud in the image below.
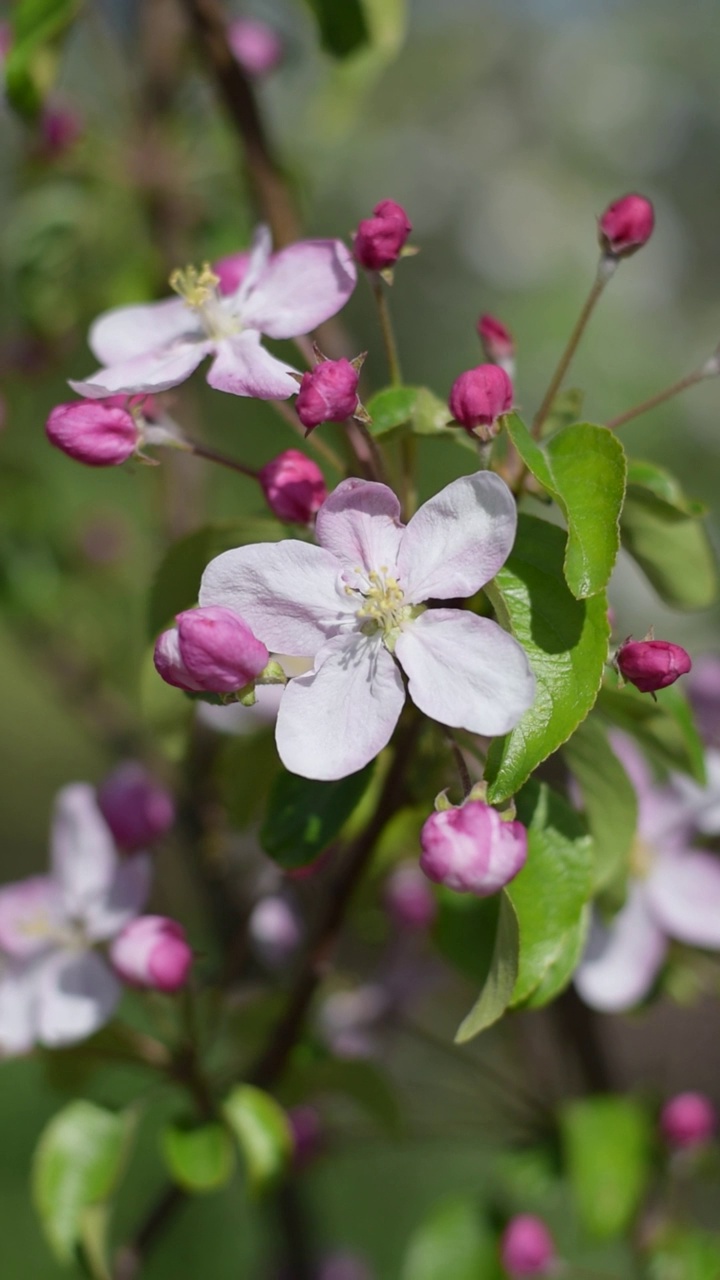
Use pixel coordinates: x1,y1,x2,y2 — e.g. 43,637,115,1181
384,863,436,931
154,607,269,694
41,104,83,156
287,1105,324,1170
660,1092,716,1150
420,802,527,897
448,364,513,438
227,17,283,78
501,1216,556,1278
248,895,302,968
212,251,250,296
616,639,692,694
353,199,412,272
259,449,327,524
598,193,655,258
97,762,175,852
477,314,515,365
295,359,360,431
110,915,192,993
46,399,139,467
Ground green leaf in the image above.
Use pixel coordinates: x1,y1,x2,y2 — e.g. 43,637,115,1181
455,891,519,1043
520,905,590,1009
650,1228,720,1280
32,1101,133,1262
401,1196,499,1280
302,0,370,57
366,386,418,437
223,1085,292,1195
161,1121,235,1194
484,515,610,803
508,781,593,1005
434,890,504,984
148,518,286,637
563,715,637,892
260,764,374,870
6,0,83,117
506,415,626,599
561,1095,652,1239
621,461,717,608
597,677,706,784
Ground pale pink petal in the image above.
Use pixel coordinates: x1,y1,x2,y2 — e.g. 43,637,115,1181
50,784,119,922
672,749,720,837
315,479,404,575
0,962,39,1056
610,732,693,851
0,877,64,959
395,609,535,736
85,854,153,943
233,225,273,308
70,340,210,398
88,298,198,364
574,888,667,1012
276,634,405,780
396,472,517,604
36,950,120,1048
206,332,299,399
240,240,357,339
649,851,720,949
199,541,353,655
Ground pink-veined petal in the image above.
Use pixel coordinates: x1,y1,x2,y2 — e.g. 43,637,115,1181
35,950,120,1048
396,471,517,604
70,340,211,398
86,854,153,943
88,298,199,364
199,541,352,655
275,633,405,780
0,961,39,1056
50,784,119,922
395,609,535,736
574,888,667,1013
240,239,357,340
648,851,720,949
0,877,64,959
206,332,299,399
315,478,404,575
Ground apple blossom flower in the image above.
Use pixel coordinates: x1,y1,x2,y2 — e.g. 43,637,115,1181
97,762,175,852
259,449,327,524
154,606,270,694
353,200,412,272
477,314,515,375
383,863,436,930
228,17,283,77
449,365,513,440
0,785,151,1052
420,802,527,896
198,472,535,780
110,915,192,993
500,1215,556,1278
69,225,356,402
295,358,360,431
660,1092,716,1150
575,734,720,1012
212,251,250,296
616,638,691,694
598,193,655,258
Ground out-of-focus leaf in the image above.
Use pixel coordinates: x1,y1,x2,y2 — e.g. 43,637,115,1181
161,1121,235,1194
485,516,610,803
223,1085,291,1195
78,1205,112,1280
649,1228,720,1280
455,891,519,1043
542,387,585,436
561,1095,652,1239
563,714,637,892
434,890,502,985
366,386,417,437
6,0,83,116
401,1195,500,1280
520,905,590,1009
621,461,717,609
284,1056,402,1136
32,1101,133,1262
597,676,706,784
506,415,626,599
302,0,369,57
508,781,593,1005
260,764,374,870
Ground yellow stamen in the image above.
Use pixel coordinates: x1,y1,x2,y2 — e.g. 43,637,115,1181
169,262,220,309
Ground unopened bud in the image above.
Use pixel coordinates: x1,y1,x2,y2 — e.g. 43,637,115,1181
154,607,269,694
477,314,515,373
616,638,692,694
353,200,412,272
227,17,283,78
448,364,513,440
212,251,250,296
110,915,192,993
420,801,527,897
295,359,360,431
598,193,655,259
98,762,175,852
259,449,327,524
46,399,139,467
383,863,436,931
500,1215,556,1278
661,1092,716,1150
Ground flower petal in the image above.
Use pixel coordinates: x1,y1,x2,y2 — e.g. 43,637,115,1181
35,950,120,1048
70,340,210,398
395,609,535,736
275,633,405,780
0,877,64,959
88,298,199,365
396,471,517,603
85,854,153,943
240,239,357,339
0,961,39,1056
574,889,667,1012
672,748,720,837
199,540,352,655
50,784,119,922
648,851,720,949
206,332,299,399
315,478,404,575
232,224,273,308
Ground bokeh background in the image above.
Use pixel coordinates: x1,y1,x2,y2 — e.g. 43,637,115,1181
2,0,720,1274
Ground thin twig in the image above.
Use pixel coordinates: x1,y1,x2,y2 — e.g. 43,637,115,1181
443,728,473,799
605,366,710,430
184,439,260,479
532,262,613,438
270,398,346,474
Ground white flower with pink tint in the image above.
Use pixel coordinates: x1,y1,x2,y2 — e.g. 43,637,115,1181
199,473,535,780
575,734,720,1013
0,785,150,1052
69,226,356,402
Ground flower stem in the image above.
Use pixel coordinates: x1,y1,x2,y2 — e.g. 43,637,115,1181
184,438,260,479
370,276,416,514
532,260,614,438
270,398,345,473
605,365,712,430
444,728,473,799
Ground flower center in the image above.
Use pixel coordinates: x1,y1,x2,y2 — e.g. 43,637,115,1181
346,567,419,650
169,262,241,340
